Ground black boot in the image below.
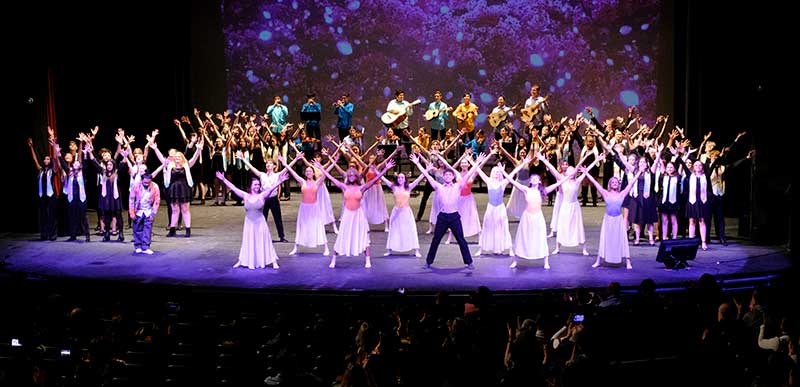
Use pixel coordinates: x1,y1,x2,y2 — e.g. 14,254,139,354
85,235,91,242
166,227,176,237
184,227,191,238
117,231,125,242
103,230,111,242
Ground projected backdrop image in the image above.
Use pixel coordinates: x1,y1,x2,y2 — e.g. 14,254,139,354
223,0,662,133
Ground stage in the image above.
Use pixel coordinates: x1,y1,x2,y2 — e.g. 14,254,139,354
0,192,790,293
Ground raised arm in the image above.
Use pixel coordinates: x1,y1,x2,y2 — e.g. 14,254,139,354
148,141,168,165
575,153,603,184
216,171,248,200
580,166,608,197
238,152,264,177
537,151,561,178
27,138,42,170
403,129,431,159
406,173,427,191
277,154,305,184
409,153,442,191
376,146,402,169
361,159,395,193
312,160,346,190
186,138,204,167
503,170,528,191
433,151,459,177
619,169,643,198
457,153,487,190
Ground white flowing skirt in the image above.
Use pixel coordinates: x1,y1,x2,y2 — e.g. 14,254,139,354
334,207,370,256
598,213,629,264
514,210,549,259
550,190,563,231
479,202,512,253
363,185,388,224
295,202,328,248
429,192,441,224
458,193,481,237
317,183,336,225
556,200,585,247
507,178,530,218
386,207,419,251
236,215,278,269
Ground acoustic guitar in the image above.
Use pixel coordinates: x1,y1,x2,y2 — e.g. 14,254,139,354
487,104,520,128
424,106,453,121
381,99,422,127
520,95,550,123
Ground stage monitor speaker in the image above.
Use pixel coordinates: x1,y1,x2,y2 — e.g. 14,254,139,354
656,238,700,269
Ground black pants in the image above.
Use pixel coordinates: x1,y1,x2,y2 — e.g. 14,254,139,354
38,195,58,239
337,126,350,142
416,182,434,220
66,199,89,238
431,128,445,141
263,196,285,239
708,194,726,241
581,184,598,206
427,212,472,265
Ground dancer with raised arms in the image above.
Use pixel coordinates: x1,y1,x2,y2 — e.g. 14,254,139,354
580,156,642,269
410,152,487,269
313,158,395,268
216,170,288,269
505,153,571,269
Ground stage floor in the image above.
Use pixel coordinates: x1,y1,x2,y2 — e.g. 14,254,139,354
1,192,791,292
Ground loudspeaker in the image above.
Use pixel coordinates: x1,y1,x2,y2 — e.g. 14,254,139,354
656,238,700,269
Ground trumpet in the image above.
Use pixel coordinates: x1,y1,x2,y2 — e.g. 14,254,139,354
332,100,343,108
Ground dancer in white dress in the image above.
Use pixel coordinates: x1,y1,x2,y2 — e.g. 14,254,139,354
504,153,571,269
362,148,399,231
538,154,602,256
313,159,395,268
278,154,333,256
496,146,532,219
473,155,530,256
216,171,288,269
381,172,425,256
581,160,642,269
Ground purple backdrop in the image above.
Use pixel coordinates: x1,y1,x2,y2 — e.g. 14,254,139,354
223,0,662,134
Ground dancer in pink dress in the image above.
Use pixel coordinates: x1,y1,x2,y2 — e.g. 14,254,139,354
215,171,288,269
278,154,333,256
313,159,395,268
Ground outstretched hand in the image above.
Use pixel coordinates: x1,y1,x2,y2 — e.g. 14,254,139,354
384,158,396,170
215,171,226,181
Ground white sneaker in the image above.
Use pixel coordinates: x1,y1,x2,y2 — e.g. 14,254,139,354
383,251,391,256
143,249,154,255
135,248,142,254
473,250,481,256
